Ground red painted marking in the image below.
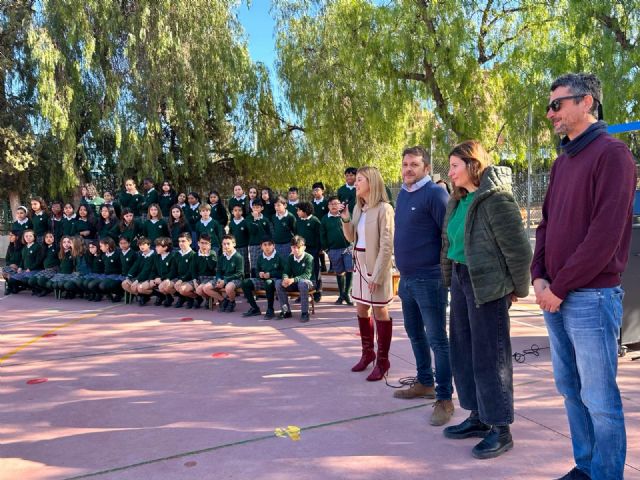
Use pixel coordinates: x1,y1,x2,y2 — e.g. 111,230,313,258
353,333,361,337
43,333,57,338
180,317,194,322
26,378,48,385
211,352,230,358
184,461,197,468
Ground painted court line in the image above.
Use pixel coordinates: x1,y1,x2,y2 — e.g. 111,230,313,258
0,305,118,364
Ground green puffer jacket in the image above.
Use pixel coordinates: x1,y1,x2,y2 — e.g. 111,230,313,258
441,165,532,304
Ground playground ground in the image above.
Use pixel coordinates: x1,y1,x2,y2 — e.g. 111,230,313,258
1,285,638,480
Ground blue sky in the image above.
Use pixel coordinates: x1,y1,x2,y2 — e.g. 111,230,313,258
237,2,278,85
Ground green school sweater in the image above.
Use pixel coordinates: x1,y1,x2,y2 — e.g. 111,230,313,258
5,245,22,266
97,220,119,241
158,193,177,218
184,204,201,228
321,215,351,250
272,212,296,244
247,215,272,246
119,249,137,276
295,215,322,249
216,251,244,282
73,218,96,239
154,252,178,280
141,188,159,211
128,251,156,281
263,202,276,221
61,216,77,236
50,217,63,242
42,244,60,269
175,250,196,281
85,253,104,274
59,251,74,274
286,202,299,216
12,219,33,233
102,252,122,275
170,221,190,246
20,243,43,270
143,219,169,243
31,212,49,237
228,218,250,248
337,184,357,214
255,253,284,279
117,220,141,248
211,203,229,227
282,252,314,282
195,219,223,247
312,199,329,220
228,196,249,216
192,251,218,278
119,192,145,217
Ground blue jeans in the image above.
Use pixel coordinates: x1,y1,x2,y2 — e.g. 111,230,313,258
398,275,452,400
449,263,514,425
544,287,626,480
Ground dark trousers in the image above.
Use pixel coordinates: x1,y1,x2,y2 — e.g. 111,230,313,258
306,247,322,293
449,263,514,426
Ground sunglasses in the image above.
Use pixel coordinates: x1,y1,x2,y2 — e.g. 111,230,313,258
546,95,585,113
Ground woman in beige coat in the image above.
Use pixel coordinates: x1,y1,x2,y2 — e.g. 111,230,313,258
341,166,395,381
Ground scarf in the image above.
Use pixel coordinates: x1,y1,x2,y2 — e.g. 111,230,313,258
560,121,608,158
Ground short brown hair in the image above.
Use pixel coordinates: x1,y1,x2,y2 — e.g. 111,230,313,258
402,146,430,165
449,140,491,200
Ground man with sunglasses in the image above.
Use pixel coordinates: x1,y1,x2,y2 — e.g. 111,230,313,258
532,73,636,480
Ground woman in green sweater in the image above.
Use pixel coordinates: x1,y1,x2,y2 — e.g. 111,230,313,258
440,140,531,460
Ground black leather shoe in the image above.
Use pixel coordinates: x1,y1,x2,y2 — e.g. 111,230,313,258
264,308,275,320
471,425,513,459
174,296,185,308
193,297,203,309
154,294,165,306
443,413,491,439
218,298,229,312
555,467,591,480
242,307,261,317
163,294,174,307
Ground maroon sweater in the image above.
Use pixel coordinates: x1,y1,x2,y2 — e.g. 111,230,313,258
531,134,637,299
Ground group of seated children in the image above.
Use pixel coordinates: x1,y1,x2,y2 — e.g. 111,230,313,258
3,227,353,323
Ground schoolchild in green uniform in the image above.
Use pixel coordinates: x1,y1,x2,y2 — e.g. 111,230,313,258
158,180,178,218
228,204,250,275
184,192,202,234
169,205,190,249
153,237,179,306
102,191,122,219
208,190,229,228
112,236,136,302
272,196,297,259
142,203,170,243
337,167,357,214
295,201,323,302
247,199,272,277
11,205,32,233
228,184,249,217
202,234,244,313
97,205,119,241
48,201,64,243
241,237,284,319
162,232,196,308
119,179,145,218
7,229,43,294
182,234,218,309
47,236,78,297
86,237,121,302
2,230,23,286
141,178,159,214
275,235,315,323
194,203,223,249
311,182,329,272
321,196,354,305
117,208,141,250
287,187,300,216
261,188,276,221
122,236,156,305
27,231,58,296
61,203,77,237
74,204,97,242
30,197,49,242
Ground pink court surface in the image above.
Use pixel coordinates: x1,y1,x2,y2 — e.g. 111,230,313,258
1,287,638,480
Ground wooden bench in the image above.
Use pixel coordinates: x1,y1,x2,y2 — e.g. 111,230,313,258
208,288,316,314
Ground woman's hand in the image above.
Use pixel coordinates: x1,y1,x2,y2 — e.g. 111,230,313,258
339,202,350,222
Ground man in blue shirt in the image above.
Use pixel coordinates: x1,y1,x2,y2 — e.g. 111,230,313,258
394,146,453,427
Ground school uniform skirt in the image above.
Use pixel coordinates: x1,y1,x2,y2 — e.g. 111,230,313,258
352,247,393,307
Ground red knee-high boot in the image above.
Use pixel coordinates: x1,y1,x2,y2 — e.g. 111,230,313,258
366,319,392,381
351,316,376,372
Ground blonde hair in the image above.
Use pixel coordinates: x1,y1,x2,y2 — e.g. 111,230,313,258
353,166,389,218
71,236,86,258
449,140,491,200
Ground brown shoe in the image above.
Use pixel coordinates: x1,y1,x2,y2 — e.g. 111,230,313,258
393,382,436,399
430,399,455,426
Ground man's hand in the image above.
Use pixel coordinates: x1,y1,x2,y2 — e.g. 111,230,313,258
282,278,293,288
533,278,550,303
216,280,224,289
538,287,562,313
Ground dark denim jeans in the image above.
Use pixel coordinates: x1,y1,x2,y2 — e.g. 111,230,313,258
449,263,513,425
398,275,452,400
544,287,626,480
